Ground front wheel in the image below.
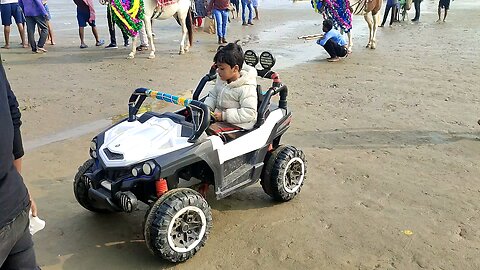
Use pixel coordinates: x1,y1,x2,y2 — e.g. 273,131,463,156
73,159,112,213
261,145,307,202
144,188,212,263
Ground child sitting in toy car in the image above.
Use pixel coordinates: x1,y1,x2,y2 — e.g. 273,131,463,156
204,42,258,141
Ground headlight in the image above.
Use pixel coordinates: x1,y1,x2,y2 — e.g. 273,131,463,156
91,151,97,158
131,167,140,177
142,162,156,175
90,140,97,151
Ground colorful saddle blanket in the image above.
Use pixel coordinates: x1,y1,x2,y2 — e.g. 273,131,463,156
311,0,353,33
110,0,145,37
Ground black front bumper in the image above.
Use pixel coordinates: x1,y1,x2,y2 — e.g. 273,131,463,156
88,187,121,212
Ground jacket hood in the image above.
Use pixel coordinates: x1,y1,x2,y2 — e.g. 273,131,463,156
216,64,257,89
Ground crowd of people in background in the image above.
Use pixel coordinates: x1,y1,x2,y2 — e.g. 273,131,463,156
0,0,262,51
379,0,452,27
0,0,454,53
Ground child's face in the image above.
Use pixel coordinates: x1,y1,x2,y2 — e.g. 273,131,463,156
216,62,240,82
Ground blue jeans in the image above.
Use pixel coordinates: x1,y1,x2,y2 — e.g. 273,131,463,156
241,0,253,23
0,207,38,269
213,9,228,38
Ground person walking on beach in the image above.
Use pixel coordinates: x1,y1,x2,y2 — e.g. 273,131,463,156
241,0,253,25
412,0,422,22
252,0,259,20
437,0,452,22
207,0,229,44
73,0,104,48
380,0,398,27
18,0,48,53
0,53,41,270
0,0,27,49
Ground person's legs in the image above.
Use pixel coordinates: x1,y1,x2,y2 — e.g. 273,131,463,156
241,0,247,24
390,5,396,25
437,3,442,22
107,5,117,46
213,9,222,43
121,29,129,46
322,39,337,58
221,9,228,43
334,44,348,58
139,25,149,47
25,16,37,52
46,20,54,44
15,22,27,47
77,9,88,47
443,0,450,21
233,0,239,17
36,16,48,50
88,20,103,45
380,4,392,26
252,0,259,20
412,0,421,21
247,2,253,24
91,26,101,44
1,3,13,48
43,3,54,44
79,27,86,46
2,25,11,48
0,208,38,270
11,3,27,46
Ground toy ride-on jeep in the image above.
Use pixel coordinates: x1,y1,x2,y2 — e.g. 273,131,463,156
73,49,307,262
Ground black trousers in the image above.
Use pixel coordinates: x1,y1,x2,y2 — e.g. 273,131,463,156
323,39,348,58
25,16,48,52
0,207,38,270
413,0,422,20
381,4,396,25
107,6,128,45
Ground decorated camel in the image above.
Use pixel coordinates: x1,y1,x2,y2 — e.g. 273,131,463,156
110,0,193,59
311,0,382,49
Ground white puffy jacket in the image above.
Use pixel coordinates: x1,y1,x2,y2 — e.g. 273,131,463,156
204,65,258,130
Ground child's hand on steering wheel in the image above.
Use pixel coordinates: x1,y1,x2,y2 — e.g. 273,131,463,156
213,112,222,122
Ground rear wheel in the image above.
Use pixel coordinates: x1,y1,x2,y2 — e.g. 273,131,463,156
144,188,212,262
261,145,307,202
73,159,112,213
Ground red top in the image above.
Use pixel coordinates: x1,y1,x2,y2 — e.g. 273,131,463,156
207,0,229,12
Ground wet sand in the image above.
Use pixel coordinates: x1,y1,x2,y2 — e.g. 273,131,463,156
1,0,480,269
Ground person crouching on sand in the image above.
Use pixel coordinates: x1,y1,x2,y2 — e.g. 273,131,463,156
316,19,348,62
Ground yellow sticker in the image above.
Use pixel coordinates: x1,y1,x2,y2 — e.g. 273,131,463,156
402,230,413,236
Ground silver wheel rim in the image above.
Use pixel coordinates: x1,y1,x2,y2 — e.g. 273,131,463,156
282,157,305,193
167,206,207,253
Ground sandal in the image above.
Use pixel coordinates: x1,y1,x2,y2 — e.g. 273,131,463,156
80,44,88,49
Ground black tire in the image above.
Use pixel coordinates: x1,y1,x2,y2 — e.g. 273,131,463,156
261,145,307,202
144,188,212,263
73,159,112,213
